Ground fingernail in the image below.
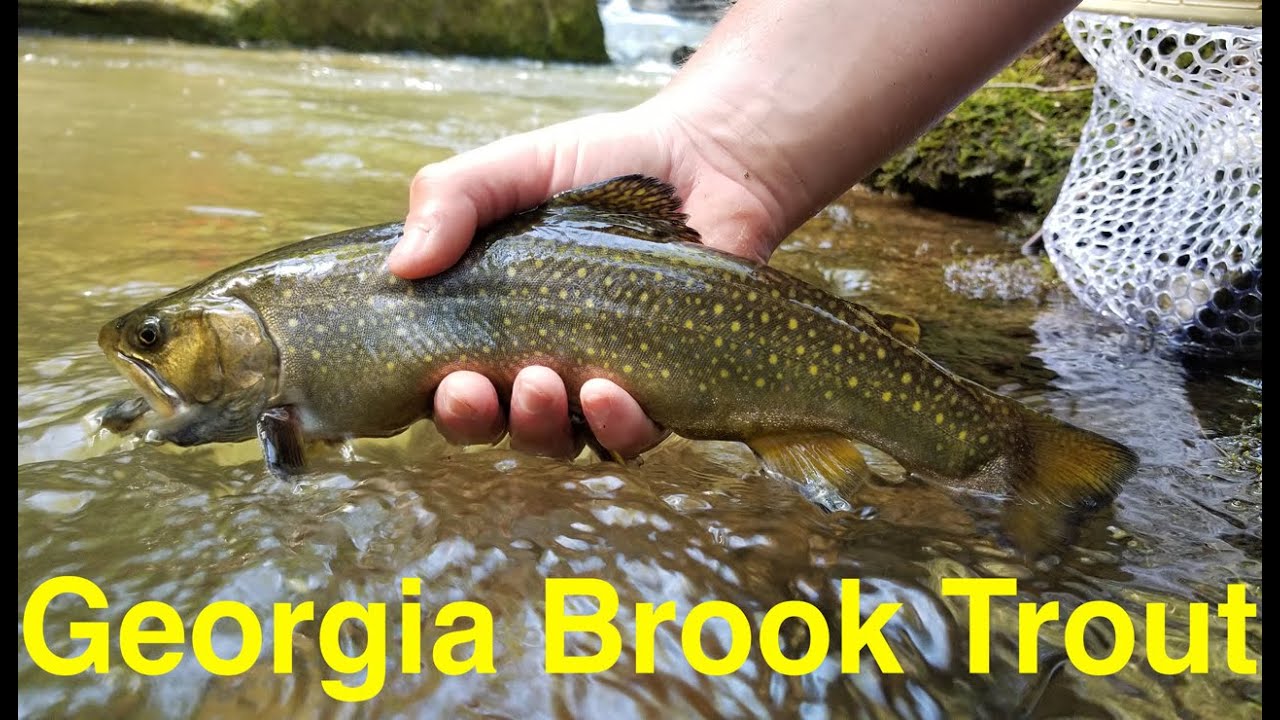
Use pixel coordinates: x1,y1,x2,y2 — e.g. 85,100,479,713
588,395,612,431
391,221,431,262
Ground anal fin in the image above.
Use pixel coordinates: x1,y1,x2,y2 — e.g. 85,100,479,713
748,434,876,511
257,406,307,478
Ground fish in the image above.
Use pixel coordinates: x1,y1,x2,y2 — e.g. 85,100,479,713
98,175,1137,513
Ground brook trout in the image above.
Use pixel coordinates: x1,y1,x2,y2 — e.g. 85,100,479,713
99,176,1137,509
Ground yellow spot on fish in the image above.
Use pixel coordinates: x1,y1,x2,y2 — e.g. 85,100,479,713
661,369,670,379
809,365,819,376
339,324,348,332
282,289,293,299
958,430,968,441
534,259,544,269
876,348,887,360
604,276,613,287
538,328,547,337
586,299,595,309
653,272,664,281
979,434,989,444
288,318,299,328
699,383,708,392
760,312,771,324
539,286,549,295
623,365,633,374
934,377,944,388
731,321,741,332
714,303,724,315
684,319,694,330
770,289,780,299
506,267,516,277
639,342,649,351
310,350,321,360
912,400,922,412
935,413,945,425
795,345,806,355
901,372,912,385
720,369,730,378
824,390,834,400
881,391,893,402
558,289,568,300
748,291,758,301
587,347,596,356
788,318,798,330
386,361,396,371
769,353,778,365
847,376,859,388
832,344,843,355
714,337,723,347
755,378,766,388
859,334,869,345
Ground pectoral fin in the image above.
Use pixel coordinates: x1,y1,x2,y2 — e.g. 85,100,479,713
748,434,876,511
100,396,153,434
257,406,306,477
570,410,627,464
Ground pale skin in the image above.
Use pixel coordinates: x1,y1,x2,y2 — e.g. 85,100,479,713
389,0,1082,459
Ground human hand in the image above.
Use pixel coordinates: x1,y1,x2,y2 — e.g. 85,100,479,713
388,96,791,459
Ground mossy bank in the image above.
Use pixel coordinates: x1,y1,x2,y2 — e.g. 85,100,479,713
869,28,1096,220
17,0,608,62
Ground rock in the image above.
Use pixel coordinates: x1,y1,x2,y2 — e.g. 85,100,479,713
17,0,609,62
626,0,731,24
670,44,696,66
868,26,1096,219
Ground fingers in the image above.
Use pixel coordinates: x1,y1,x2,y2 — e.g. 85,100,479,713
508,366,576,458
432,371,505,446
431,370,664,460
580,378,667,458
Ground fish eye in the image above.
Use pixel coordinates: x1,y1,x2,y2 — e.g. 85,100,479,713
136,319,162,348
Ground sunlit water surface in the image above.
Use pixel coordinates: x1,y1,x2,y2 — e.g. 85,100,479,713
18,36,1261,719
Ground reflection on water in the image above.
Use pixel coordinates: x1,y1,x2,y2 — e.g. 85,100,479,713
18,36,1261,718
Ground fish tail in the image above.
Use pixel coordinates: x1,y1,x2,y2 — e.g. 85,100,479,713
1008,404,1139,510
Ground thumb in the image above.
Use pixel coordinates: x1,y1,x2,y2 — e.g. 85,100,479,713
388,132,557,279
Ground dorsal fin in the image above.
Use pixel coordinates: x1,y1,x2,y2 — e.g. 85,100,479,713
544,175,702,244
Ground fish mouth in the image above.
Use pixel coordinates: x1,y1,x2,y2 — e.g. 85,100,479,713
115,353,186,418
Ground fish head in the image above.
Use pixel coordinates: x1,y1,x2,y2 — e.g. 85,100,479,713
99,294,279,445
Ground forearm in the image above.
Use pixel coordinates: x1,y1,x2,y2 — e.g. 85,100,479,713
654,0,1080,243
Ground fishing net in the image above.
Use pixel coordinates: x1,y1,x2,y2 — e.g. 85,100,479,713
1040,8,1262,354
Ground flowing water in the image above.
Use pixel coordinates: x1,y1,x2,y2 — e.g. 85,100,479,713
17,35,1261,719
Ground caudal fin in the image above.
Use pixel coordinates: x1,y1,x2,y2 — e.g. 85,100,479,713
1009,405,1139,510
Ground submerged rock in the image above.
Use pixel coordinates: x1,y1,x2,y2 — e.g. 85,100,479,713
17,0,609,62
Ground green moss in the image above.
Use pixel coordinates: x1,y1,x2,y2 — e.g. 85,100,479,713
18,0,608,62
868,26,1095,219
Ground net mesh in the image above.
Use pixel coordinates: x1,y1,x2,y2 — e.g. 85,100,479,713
1041,11,1262,354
